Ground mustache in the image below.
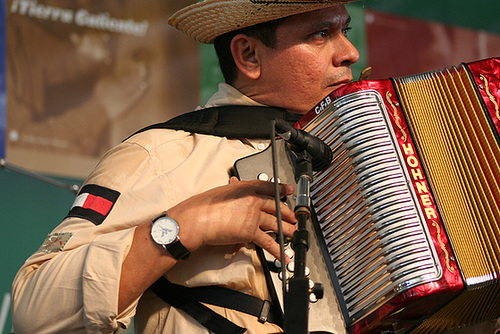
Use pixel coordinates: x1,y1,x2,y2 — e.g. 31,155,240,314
327,67,354,87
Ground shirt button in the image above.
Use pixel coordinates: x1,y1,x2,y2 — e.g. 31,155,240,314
257,143,266,150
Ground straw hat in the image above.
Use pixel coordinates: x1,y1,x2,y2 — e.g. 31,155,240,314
168,0,358,44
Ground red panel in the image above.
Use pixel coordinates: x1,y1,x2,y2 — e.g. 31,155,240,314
364,10,500,80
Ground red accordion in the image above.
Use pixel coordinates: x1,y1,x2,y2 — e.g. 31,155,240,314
296,57,500,333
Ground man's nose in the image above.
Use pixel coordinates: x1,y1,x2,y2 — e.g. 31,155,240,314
333,34,360,67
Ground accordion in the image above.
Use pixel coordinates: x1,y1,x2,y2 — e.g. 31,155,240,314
235,57,499,333
290,57,500,333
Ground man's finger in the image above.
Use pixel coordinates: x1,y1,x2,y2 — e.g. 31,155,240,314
260,213,297,237
258,196,297,225
251,180,295,197
254,231,291,263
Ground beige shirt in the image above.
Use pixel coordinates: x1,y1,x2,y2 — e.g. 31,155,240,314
11,83,284,334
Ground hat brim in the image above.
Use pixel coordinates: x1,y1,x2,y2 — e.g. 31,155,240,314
169,0,358,44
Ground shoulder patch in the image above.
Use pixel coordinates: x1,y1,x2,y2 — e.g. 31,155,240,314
66,184,120,225
37,232,73,254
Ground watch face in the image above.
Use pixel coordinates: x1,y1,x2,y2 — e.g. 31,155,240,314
151,216,179,245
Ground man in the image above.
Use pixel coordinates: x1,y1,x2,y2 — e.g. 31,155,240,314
11,0,359,333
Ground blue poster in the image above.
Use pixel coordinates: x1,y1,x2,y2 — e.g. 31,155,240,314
0,0,6,159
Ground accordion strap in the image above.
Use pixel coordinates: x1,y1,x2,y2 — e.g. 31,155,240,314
150,276,283,334
128,105,302,139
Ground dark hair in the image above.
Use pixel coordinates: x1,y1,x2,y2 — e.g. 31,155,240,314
213,18,285,85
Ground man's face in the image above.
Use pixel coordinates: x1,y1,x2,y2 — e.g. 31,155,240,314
257,5,359,114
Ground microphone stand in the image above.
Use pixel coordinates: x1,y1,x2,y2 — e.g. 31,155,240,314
1,158,80,194
284,149,314,334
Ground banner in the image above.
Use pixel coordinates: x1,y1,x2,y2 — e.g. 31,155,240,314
365,10,500,79
6,0,199,178
0,0,6,160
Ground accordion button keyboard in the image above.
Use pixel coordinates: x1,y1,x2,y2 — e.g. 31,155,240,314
273,246,312,283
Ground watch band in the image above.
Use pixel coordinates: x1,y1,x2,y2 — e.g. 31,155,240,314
166,238,191,260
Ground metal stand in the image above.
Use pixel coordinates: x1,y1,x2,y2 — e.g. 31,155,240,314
284,150,314,334
1,158,79,194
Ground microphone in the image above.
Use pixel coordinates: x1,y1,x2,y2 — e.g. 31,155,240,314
274,118,332,172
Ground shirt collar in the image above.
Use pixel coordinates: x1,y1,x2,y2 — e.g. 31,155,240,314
202,83,266,109
199,84,270,150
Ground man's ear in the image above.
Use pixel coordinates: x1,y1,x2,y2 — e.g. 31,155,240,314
230,34,262,80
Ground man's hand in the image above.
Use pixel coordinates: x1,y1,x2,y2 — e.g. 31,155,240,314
119,177,297,312
167,177,298,261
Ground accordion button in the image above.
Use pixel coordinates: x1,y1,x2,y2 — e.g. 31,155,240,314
267,232,277,241
278,270,291,281
310,282,324,302
257,173,269,181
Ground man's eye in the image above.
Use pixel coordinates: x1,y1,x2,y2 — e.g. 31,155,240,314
342,27,352,36
313,30,328,39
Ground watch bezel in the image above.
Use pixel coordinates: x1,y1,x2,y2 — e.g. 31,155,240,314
151,214,191,260
151,214,179,246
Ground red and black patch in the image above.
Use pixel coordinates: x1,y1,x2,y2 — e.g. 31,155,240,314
66,184,120,225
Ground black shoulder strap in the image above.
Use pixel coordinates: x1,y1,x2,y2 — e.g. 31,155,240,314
128,105,302,140
150,276,284,334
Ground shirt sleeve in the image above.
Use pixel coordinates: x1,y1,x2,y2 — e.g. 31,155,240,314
11,228,136,333
11,138,170,333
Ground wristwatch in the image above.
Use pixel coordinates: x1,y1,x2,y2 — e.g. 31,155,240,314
151,214,190,260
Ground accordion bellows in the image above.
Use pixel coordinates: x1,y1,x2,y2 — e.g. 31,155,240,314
297,57,500,333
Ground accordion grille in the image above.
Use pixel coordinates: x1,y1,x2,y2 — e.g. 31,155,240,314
302,91,442,322
396,66,500,286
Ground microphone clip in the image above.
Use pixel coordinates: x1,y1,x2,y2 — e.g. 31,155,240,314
274,118,332,172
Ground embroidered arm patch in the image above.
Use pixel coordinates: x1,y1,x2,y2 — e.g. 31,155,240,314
66,184,120,225
37,232,73,254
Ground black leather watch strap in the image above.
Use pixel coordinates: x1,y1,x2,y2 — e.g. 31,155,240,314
166,239,190,260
